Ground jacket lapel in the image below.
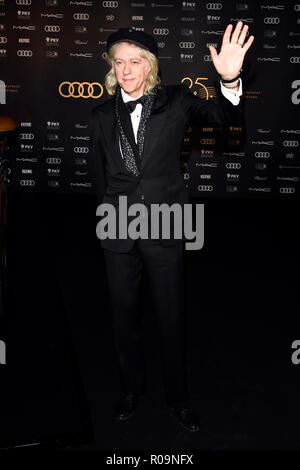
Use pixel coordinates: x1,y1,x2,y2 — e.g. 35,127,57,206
140,86,169,171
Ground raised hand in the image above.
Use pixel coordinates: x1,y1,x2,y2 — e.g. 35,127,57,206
208,21,254,80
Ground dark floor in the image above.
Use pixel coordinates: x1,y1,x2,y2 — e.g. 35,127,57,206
1,191,300,450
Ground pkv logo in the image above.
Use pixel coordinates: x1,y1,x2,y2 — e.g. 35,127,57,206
0,339,6,365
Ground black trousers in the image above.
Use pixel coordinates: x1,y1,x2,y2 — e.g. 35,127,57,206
103,238,188,405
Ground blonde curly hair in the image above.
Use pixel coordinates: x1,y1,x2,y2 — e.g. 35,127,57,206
104,41,161,96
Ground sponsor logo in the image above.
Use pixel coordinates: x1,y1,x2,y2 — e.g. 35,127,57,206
73,13,89,20
74,146,89,153
12,25,35,30
44,25,60,32
74,25,88,33
102,1,118,6
181,17,195,22
16,157,38,162
261,4,284,9
69,52,93,57
255,152,270,158
153,28,169,35
207,15,221,24
41,13,64,18
199,174,212,179
0,48,6,58
279,187,295,194
204,54,212,61
18,38,30,43
19,133,34,140
70,1,93,5
206,2,222,9
20,144,33,152
132,15,143,20
249,187,271,192
290,57,300,63
17,10,31,19
17,49,33,57
155,16,168,21
255,163,268,170
257,57,280,62
226,163,241,169
264,30,277,37
264,17,280,24
46,157,62,164
43,146,64,151
21,168,33,174
48,168,61,175
226,185,239,192
179,41,195,48
16,0,32,4
74,157,87,165
20,179,35,186
46,51,58,58
252,140,274,145
46,36,59,45
283,140,299,147
0,36,7,44
59,81,103,98
45,0,58,4
198,185,213,191
181,1,196,11
195,163,218,168
48,180,60,188
180,53,194,62
200,138,215,145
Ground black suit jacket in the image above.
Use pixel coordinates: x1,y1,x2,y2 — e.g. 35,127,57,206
90,84,244,252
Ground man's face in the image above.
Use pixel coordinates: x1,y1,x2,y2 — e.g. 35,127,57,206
113,42,150,98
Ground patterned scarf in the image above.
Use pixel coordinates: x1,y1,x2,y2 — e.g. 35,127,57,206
115,84,158,177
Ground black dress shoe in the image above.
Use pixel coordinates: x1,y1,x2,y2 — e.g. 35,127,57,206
170,404,200,432
114,393,140,421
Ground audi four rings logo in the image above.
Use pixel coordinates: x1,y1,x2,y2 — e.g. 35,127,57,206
255,152,270,158
283,140,299,147
264,17,280,24
59,82,103,98
20,133,34,140
16,0,32,4
206,3,222,9
20,180,35,186
226,163,241,169
73,13,90,20
280,187,295,194
204,55,212,61
290,57,300,63
153,28,169,35
46,158,61,164
102,1,118,6
74,147,89,153
198,185,214,191
0,37,7,43
200,138,215,144
179,42,195,48
17,50,33,56
44,25,60,32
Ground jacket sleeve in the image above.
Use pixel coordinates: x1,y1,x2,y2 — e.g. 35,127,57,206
89,107,107,205
180,83,244,128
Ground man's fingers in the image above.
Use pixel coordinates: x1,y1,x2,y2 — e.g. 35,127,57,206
231,21,243,44
208,45,218,59
242,35,255,53
221,24,233,47
238,24,249,45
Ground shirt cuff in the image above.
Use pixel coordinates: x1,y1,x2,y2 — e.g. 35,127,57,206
220,78,243,106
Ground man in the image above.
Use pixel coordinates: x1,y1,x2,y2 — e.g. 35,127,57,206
90,24,254,432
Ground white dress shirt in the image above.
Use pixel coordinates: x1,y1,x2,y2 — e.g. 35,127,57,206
121,79,243,144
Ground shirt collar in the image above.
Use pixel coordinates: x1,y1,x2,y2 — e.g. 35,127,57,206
121,87,144,103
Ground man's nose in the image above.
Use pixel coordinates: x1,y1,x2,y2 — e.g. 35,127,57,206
123,61,131,74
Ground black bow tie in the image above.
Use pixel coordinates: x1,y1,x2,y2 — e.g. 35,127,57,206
125,95,147,113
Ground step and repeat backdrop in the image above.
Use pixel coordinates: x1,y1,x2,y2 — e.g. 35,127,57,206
0,0,299,198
